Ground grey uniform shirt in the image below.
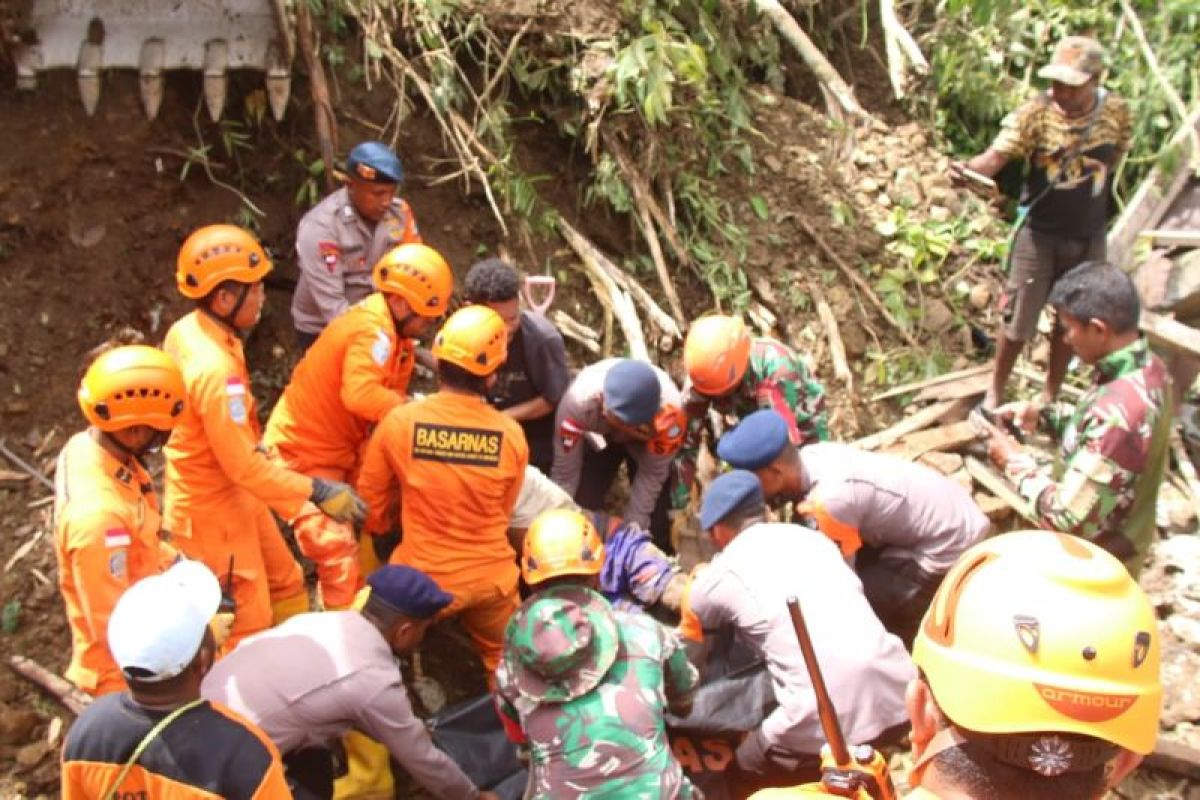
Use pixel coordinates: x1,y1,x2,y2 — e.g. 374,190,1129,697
550,358,681,528
688,523,914,754
799,442,990,573
201,611,478,800
291,186,420,335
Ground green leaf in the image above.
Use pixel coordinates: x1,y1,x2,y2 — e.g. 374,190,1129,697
750,195,769,220
2,600,19,634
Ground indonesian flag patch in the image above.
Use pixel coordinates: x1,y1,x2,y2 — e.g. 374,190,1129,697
104,528,131,548
318,240,340,273
560,417,585,451
226,377,249,425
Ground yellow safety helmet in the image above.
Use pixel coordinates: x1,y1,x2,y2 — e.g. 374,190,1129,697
684,315,751,396
522,509,606,586
914,530,1162,755
432,304,507,376
372,243,454,318
78,345,186,431
175,224,272,299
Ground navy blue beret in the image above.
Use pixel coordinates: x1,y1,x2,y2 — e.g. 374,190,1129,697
367,565,452,619
716,409,790,470
603,360,661,426
700,470,765,530
347,141,404,184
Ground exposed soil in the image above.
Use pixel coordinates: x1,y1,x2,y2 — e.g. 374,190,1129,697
0,32,1195,800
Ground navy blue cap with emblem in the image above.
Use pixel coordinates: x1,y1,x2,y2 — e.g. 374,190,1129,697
346,141,404,184
717,408,791,470
602,360,661,426
366,565,453,619
700,470,765,530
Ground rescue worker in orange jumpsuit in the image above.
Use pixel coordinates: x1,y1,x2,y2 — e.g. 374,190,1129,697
358,304,529,676
163,224,366,648
264,243,454,609
54,344,187,696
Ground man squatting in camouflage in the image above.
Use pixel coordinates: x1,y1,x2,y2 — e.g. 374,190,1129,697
677,318,829,507
984,261,1171,575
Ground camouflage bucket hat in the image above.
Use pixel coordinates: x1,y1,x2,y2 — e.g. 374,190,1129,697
1038,36,1105,86
504,585,619,704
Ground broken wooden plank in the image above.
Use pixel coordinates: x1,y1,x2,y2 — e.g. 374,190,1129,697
882,420,980,460
1145,737,1200,781
973,491,1013,523
7,655,92,716
1139,229,1200,248
963,456,1037,524
1142,310,1200,359
1012,365,1086,400
855,399,958,451
870,363,992,402
913,372,990,402
918,450,964,475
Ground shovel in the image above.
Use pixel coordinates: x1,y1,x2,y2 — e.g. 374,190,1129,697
521,275,556,316
409,651,447,714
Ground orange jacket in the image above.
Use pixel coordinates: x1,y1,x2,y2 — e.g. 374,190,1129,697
163,311,313,526
358,391,528,575
264,292,415,473
61,693,291,800
53,431,177,696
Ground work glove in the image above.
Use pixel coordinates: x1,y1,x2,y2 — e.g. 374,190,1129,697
310,477,368,524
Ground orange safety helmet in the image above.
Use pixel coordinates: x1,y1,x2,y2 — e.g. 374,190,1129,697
647,404,688,456
175,224,272,299
522,509,606,586
78,345,187,432
432,304,507,376
684,315,752,396
914,530,1162,756
373,243,454,318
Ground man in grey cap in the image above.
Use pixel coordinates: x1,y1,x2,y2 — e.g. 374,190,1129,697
292,140,423,351
949,35,1132,409
681,470,913,795
550,358,686,550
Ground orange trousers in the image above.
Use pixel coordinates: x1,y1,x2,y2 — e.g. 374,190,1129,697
172,489,306,649
404,562,519,679
267,451,363,610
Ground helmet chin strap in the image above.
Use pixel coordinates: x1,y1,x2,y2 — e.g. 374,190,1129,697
100,429,170,464
201,284,251,334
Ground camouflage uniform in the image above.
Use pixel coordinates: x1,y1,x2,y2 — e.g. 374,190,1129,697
495,585,700,799
677,337,827,506
1005,338,1170,569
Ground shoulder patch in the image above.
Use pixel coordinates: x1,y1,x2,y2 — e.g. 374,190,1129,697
560,417,585,452
108,549,127,579
371,329,393,366
104,528,132,548
226,377,249,425
318,240,340,273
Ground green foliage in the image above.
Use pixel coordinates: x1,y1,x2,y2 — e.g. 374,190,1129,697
924,0,1200,200
1,600,20,634
293,149,325,209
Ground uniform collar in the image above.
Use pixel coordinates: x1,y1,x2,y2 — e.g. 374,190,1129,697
87,431,147,489
1094,337,1149,385
194,308,244,356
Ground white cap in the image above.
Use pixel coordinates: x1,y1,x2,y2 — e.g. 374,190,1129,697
108,559,222,682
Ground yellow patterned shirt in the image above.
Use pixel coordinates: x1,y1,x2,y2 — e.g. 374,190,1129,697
991,89,1131,238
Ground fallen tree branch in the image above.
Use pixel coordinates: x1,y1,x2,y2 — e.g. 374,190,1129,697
1116,0,1200,173
0,438,54,492
879,0,929,99
854,397,972,451
964,456,1037,524
551,310,603,354
795,216,920,349
295,0,339,194
745,0,869,121
870,363,993,402
558,220,650,361
812,284,853,390
8,656,92,716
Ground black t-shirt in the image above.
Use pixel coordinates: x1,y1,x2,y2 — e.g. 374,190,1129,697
487,311,569,470
991,91,1131,239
